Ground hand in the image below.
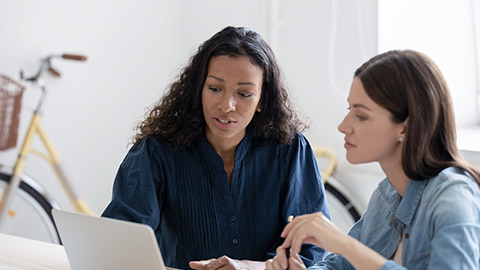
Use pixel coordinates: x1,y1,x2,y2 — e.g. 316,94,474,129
265,246,306,270
281,212,348,256
189,256,261,270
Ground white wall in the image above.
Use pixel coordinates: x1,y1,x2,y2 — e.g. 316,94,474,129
379,0,479,130
275,0,381,208
0,0,380,214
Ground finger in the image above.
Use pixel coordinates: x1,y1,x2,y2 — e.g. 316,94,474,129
272,257,286,270
282,217,304,248
275,246,288,269
289,228,306,256
286,221,311,255
265,259,273,270
204,256,230,270
288,254,306,270
266,258,283,270
281,214,302,238
189,258,216,269
281,218,295,238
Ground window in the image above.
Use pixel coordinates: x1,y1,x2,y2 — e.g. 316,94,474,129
378,0,480,151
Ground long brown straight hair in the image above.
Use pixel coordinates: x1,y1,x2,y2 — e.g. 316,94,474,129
355,50,480,184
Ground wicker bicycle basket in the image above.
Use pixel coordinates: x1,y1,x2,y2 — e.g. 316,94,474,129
0,74,25,150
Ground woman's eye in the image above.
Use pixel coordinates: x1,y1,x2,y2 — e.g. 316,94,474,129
356,115,367,121
208,86,220,92
238,92,253,98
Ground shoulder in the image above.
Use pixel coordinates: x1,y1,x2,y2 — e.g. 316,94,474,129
124,135,180,163
130,135,172,153
276,131,311,149
425,167,480,200
252,131,312,154
423,167,480,225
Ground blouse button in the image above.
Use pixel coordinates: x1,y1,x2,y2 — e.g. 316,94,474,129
232,238,238,244
405,233,409,239
230,215,236,222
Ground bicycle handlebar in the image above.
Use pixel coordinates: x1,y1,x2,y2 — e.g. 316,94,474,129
20,53,87,83
47,67,61,77
61,54,87,61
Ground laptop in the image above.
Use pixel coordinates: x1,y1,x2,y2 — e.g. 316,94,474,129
52,209,178,270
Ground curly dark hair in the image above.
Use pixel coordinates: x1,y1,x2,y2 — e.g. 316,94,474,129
135,26,306,147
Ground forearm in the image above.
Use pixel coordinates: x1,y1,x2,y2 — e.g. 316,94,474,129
339,235,387,270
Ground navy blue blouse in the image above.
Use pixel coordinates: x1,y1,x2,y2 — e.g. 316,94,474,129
102,132,329,269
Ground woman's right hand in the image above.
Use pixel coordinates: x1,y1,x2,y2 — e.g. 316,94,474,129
266,212,345,269
281,212,348,258
273,212,387,270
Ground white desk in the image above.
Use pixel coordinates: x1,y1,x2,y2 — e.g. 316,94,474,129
0,233,71,270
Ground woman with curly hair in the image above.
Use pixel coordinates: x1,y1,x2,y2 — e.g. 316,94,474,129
102,26,329,270
267,50,480,270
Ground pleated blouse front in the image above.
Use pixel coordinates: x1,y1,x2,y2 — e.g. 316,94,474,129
102,132,328,269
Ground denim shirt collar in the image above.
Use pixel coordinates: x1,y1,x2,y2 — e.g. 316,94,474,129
395,179,428,226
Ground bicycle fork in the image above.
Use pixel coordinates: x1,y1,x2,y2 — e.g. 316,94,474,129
0,113,38,230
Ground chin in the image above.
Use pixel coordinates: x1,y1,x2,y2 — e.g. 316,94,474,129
346,155,363,165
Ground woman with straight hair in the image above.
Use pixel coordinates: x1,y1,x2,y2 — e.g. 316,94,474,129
102,26,329,270
266,50,480,270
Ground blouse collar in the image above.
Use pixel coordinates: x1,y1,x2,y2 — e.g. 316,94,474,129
198,132,252,170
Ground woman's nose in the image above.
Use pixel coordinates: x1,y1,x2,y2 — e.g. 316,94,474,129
218,93,236,112
338,116,351,134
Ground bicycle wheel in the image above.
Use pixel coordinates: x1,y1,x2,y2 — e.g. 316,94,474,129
0,172,60,243
324,181,361,233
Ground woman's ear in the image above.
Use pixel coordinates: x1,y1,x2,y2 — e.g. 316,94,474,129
256,100,263,112
399,117,409,137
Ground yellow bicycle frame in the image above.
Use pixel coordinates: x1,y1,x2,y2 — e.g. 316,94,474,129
0,112,94,229
313,146,337,183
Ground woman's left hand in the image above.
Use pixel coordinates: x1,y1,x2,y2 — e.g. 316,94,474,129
281,212,348,257
189,256,265,270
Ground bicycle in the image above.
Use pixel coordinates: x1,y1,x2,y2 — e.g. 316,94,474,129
0,54,94,244
313,146,362,233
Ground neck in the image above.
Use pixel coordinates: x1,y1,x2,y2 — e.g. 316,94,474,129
379,145,410,196
205,132,244,185
380,161,410,197
206,135,242,160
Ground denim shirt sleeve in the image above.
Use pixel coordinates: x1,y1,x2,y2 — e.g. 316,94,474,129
380,260,406,270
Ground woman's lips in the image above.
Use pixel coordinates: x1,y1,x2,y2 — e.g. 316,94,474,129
215,117,233,124
213,117,236,128
344,140,356,148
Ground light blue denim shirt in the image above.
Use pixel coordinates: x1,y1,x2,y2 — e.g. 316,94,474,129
309,167,480,269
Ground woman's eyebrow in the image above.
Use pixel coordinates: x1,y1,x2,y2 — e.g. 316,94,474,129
206,75,224,82
352,103,372,111
207,75,257,86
